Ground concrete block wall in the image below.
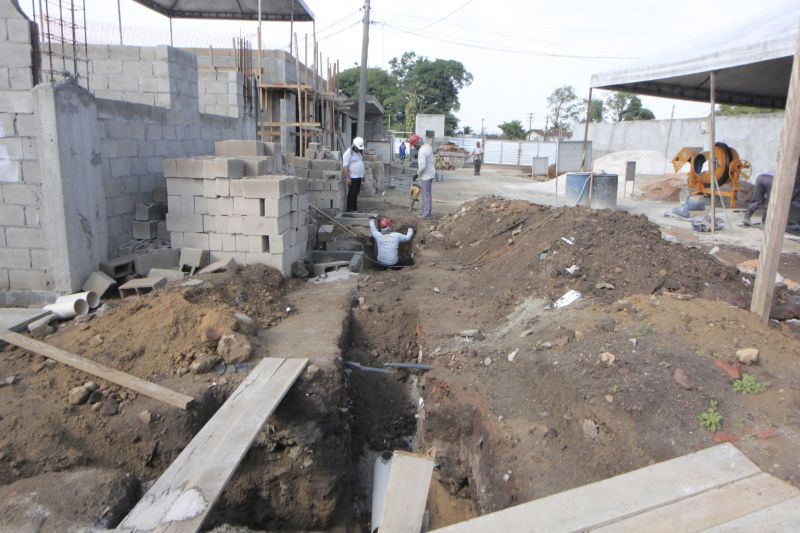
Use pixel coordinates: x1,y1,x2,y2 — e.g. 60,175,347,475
198,70,243,118
0,1,49,300
164,140,308,276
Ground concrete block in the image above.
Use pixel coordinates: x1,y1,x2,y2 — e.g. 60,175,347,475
99,254,136,278
8,269,48,290
203,215,216,232
152,185,167,203
245,252,292,276
198,257,238,274
239,177,285,199
215,140,265,157
215,178,230,197
157,220,169,241
203,178,217,198
133,248,180,275
183,232,210,250
194,196,208,215
180,247,208,268
2,183,38,205
309,179,323,191
119,276,167,298
293,157,310,169
148,268,186,281
240,214,291,236
263,142,281,156
135,202,165,221
180,195,195,214
163,159,179,178
294,168,309,179
166,213,203,233
170,232,184,249
263,196,292,217
240,157,271,177
233,197,263,216
132,220,158,240
175,158,206,178
166,177,204,196
296,178,309,194
0,248,30,268
310,159,342,171
209,251,247,265
221,233,237,252
208,232,222,251
203,157,245,179
235,234,250,253
308,168,324,179
215,197,234,215
0,204,25,225
6,227,45,248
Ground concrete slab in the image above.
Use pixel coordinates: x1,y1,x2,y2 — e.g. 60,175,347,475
118,276,167,298
0,308,50,332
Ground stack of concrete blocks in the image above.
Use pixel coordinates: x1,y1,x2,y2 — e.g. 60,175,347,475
362,152,385,196
297,142,346,211
198,70,244,118
164,140,309,276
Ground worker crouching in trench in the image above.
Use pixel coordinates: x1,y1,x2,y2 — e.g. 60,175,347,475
368,216,415,270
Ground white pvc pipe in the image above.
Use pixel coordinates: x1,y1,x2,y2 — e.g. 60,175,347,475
56,291,99,309
371,454,392,533
44,298,89,319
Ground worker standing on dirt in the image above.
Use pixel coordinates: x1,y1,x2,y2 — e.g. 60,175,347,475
399,141,406,163
470,141,484,176
368,216,414,268
343,137,366,212
743,171,774,226
410,134,435,219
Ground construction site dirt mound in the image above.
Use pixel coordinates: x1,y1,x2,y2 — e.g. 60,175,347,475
426,197,751,317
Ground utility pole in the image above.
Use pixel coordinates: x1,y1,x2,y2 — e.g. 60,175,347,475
480,118,485,138
357,0,371,140
527,112,534,140
117,0,123,45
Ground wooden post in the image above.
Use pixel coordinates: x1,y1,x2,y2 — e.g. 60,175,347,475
663,104,676,174
293,33,303,157
708,71,717,233
750,22,800,323
580,87,593,172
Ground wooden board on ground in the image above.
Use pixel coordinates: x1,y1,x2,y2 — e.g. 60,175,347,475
431,444,770,532
118,357,308,533
0,330,193,410
378,451,435,533
704,495,800,531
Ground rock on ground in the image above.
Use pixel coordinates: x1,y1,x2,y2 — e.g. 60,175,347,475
0,468,140,532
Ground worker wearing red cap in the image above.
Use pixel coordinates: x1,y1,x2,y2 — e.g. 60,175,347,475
368,216,414,268
409,134,435,219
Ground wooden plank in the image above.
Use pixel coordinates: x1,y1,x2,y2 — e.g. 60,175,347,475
751,20,800,322
593,473,800,533
431,444,760,533
0,330,193,410
378,451,435,533
703,495,800,531
118,357,308,533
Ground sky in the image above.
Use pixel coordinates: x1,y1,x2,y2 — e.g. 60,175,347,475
18,0,789,134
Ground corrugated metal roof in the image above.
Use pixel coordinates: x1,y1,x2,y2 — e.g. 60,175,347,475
132,0,314,22
591,2,799,108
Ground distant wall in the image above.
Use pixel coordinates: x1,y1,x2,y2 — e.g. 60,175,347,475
416,114,445,139
583,113,784,175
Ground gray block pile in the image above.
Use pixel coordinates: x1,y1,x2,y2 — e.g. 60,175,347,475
164,140,309,276
361,151,385,196
290,142,346,211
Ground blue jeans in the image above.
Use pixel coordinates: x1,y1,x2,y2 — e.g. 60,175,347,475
420,179,432,218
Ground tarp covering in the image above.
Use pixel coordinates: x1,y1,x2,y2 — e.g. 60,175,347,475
591,2,799,108
132,0,314,22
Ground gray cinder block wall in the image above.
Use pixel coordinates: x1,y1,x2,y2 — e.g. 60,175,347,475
0,0,48,301
0,0,256,305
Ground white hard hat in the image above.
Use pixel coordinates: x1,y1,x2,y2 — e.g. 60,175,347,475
353,137,365,150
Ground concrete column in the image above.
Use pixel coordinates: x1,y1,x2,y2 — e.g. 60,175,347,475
35,81,108,293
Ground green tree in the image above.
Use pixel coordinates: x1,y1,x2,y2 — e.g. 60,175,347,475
717,104,776,116
462,125,473,135
338,67,403,128
604,92,655,121
498,120,527,140
547,85,580,135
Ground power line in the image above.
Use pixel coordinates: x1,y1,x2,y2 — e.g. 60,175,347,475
413,0,474,32
382,23,631,60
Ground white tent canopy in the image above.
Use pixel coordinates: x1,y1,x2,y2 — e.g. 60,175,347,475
132,0,314,22
591,2,799,108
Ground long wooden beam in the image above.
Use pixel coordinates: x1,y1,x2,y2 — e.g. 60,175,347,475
750,21,800,323
0,330,193,410
118,357,308,532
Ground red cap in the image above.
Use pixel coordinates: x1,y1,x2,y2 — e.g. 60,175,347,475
379,217,392,230
409,134,422,148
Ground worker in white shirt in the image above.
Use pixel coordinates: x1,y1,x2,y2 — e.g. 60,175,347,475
342,137,366,212
409,134,435,219
368,216,414,268
470,141,484,175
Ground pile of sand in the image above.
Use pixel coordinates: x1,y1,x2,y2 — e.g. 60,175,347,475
593,150,672,176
